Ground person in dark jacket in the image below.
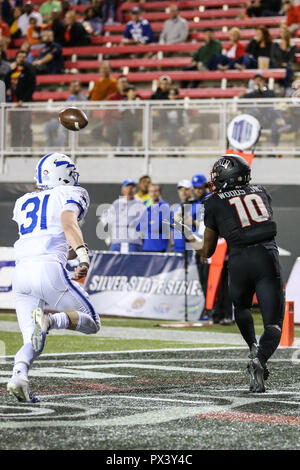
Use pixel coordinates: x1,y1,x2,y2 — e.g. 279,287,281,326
246,0,281,17
5,50,36,147
51,9,65,45
235,26,273,69
32,30,63,74
150,75,172,99
64,10,90,47
241,74,288,153
271,24,296,87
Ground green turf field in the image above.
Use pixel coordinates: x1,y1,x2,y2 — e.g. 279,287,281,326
1,311,299,450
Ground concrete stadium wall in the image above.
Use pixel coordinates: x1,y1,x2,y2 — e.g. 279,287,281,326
1,157,300,185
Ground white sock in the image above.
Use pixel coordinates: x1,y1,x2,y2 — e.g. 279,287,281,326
14,343,39,377
13,360,29,379
51,312,69,329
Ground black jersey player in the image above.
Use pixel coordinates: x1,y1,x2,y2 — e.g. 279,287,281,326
198,154,285,393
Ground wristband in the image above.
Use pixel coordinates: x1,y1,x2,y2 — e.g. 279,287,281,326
75,245,90,267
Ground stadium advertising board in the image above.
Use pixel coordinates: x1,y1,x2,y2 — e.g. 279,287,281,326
85,251,204,320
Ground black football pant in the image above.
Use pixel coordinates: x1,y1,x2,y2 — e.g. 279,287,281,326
228,244,285,365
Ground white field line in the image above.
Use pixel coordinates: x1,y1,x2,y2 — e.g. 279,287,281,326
0,346,248,359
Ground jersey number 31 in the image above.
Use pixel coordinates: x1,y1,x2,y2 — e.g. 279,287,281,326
229,194,269,228
20,195,50,235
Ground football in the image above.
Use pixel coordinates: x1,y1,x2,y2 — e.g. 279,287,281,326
58,107,88,131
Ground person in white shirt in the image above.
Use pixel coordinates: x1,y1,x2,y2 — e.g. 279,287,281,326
18,2,43,37
101,179,146,253
7,152,100,403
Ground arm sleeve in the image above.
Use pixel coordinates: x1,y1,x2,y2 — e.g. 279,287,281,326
59,187,90,221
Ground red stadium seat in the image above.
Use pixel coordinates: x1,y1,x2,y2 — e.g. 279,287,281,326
120,0,248,10
33,87,246,101
35,69,285,85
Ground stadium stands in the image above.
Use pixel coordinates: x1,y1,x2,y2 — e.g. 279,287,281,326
2,1,298,101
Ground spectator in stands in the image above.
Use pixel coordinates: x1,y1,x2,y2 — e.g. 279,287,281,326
136,175,152,207
0,55,10,81
61,0,73,19
108,75,129,100
206,27,246,71
181,28,221,88
91,0,102,18
283,0,300,34
235,26,273,70
240,74,288,154
119,85,142,147
164,87,188,147
32,30,64,74
160,5,189,44
89,61,118,100
27,16,50,47
246,0,282,17
10,7,23,40
150,75,172,100
102,0,117,24
138,184,170,253
39,0,62,23
18,2,43,37
102,179,146,253
19,41,34,64
122,7,155,45
5,50,36,147
271,24,296,87
64,10,90,47
170,179,193,253
102,75,129,146
0,12,11,49
44,80,86,147
82,6,103,36
51,9,65,45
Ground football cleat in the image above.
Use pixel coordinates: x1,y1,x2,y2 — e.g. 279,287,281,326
31,308,52,354
248,343,270,382
247,358,266,393
7,373,40,403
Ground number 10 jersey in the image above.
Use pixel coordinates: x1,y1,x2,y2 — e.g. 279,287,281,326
204,184,277,249
12,185,90,265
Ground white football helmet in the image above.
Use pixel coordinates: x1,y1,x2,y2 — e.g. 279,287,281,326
35,153,79,189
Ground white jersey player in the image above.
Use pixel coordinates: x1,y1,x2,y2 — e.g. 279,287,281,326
7,152,100,403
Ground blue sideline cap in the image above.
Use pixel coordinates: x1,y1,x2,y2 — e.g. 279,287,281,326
192,173,207,188
122,179,136,187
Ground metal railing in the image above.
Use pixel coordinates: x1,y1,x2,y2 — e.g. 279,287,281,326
1,97,300,173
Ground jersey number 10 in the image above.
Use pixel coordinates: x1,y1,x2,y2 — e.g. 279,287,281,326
20,195,50,235
229,194,270,228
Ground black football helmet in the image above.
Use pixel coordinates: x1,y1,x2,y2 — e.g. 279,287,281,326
209,154,251,192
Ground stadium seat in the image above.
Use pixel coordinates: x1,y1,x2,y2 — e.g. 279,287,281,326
35,69,285,85
33,87,246,101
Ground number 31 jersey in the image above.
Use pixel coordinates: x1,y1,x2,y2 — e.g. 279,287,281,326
204,184,277,249
13,185,90,265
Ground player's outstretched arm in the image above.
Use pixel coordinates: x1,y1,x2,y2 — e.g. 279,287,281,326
197,227,219,262
61,210,90,279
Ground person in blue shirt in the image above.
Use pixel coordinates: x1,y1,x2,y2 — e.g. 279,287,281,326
138,183,170,252
190,173,212,319
122,7,155,45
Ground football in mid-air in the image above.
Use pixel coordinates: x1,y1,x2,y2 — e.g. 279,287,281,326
58,107,88,131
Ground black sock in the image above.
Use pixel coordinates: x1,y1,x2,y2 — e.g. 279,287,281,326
234,308,256,349
257,326,281,368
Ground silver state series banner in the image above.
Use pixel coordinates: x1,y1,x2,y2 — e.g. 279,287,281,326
84,251,205,320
